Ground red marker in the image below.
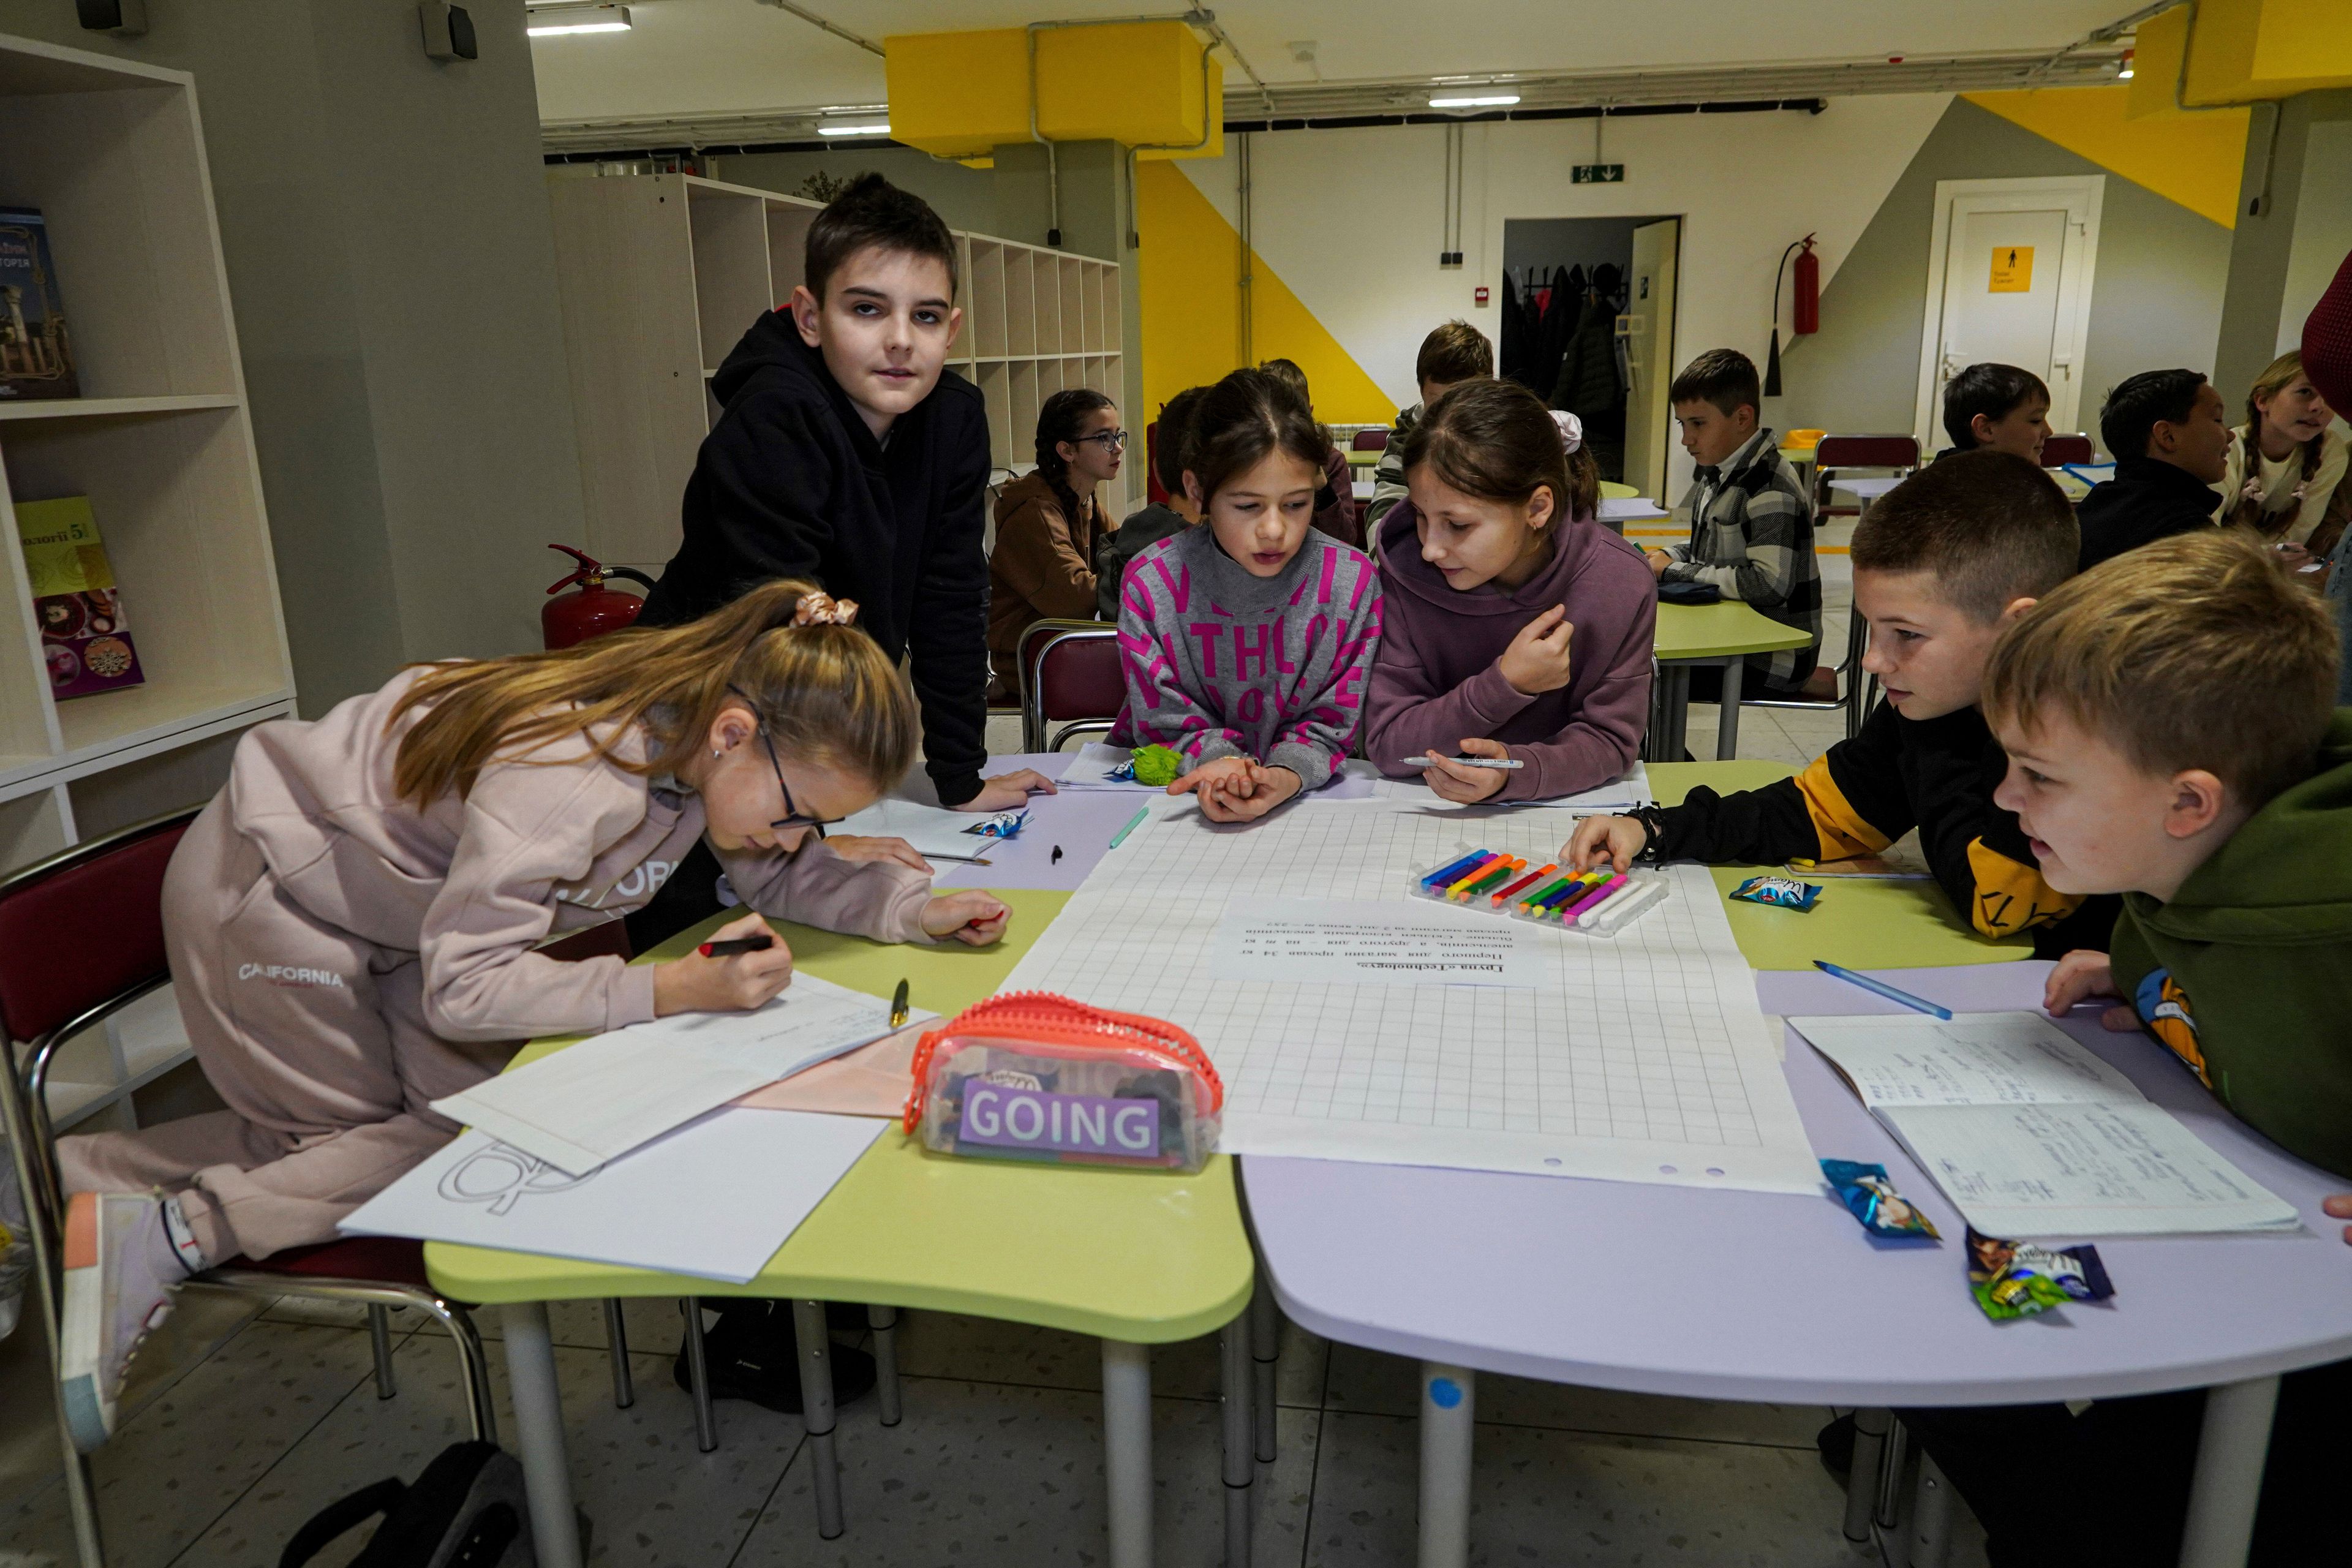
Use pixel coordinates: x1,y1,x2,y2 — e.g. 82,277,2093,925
698,935,774,957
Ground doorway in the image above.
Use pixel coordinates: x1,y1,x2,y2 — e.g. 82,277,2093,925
1500,215,1678,494
1913,176,2104,450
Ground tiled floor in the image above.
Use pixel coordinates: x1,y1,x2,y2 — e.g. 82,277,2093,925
1,1290,1988,1567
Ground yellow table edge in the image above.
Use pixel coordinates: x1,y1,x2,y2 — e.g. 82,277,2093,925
1653,601,1815,662
426,887,1255,1343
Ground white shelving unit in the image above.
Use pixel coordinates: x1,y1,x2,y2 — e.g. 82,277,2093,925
0,33,298,1129
548,172,1131,570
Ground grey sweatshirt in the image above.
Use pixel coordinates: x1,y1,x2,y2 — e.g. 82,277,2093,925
1108,523,1384,788
222,667,935,1042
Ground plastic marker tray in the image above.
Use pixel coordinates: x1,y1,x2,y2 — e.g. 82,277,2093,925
1408,846,1669,937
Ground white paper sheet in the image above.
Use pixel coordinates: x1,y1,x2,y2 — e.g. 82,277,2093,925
431,972,933,1175
1881,1101,2300,1238
1210,898,1542,988
1004,797,1820,1194
1057,742,1158,790
342,1109,884,1283
1791,1012,2144,1109
834,797,1027,858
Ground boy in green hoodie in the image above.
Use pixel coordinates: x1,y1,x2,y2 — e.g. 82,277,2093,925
1983,527,2351,1178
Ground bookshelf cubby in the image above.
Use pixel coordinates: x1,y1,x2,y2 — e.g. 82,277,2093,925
549,171,1132,568
0,32,300,1129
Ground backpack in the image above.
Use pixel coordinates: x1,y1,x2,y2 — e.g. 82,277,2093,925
277,1441,533,1568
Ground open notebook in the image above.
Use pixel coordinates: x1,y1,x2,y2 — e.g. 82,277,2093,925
1792,1011,2297,1238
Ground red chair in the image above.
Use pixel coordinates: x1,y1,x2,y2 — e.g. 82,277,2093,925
1811,434,1921,521
2041,432,2095,467
1018,619,1124,753
1351,428,1390,451
0,809,497,1561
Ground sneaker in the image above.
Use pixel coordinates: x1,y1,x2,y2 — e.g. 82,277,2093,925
672,1300,876,1414
58,1193,188,1451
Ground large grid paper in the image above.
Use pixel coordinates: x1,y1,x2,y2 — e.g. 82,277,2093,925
1002,798,1821,1194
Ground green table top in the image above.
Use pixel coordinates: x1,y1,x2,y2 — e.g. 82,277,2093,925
1649,761,2029,971
1653,601,1816,663
1596,480,1637,500
424,888,1254,1342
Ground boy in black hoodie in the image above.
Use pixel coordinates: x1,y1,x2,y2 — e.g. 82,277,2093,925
640,174,1046,816
2075,368,2230,570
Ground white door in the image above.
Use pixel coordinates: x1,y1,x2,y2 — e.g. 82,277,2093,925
1621,217,1681,503
1913,177,2103,448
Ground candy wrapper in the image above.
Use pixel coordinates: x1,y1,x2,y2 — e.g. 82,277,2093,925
963,809,1028,841
1730,875,1822,911
1822,1159,1940,1239
1966,1227,2114,1321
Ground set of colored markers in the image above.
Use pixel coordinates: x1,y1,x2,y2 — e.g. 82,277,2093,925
1407,848,1670,936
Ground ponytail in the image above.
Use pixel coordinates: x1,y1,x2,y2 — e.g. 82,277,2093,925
1034,386,1115,533
390,579,918,807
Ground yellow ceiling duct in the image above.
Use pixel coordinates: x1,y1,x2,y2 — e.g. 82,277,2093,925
885,20,1222,161
2130,0,2352,118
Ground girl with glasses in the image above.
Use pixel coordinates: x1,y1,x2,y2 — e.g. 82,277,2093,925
987,386,1124,701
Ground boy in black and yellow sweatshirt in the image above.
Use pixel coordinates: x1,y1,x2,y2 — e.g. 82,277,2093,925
1567,450,2117,957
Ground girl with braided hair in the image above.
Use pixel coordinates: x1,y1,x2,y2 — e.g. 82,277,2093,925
986,387,1122,700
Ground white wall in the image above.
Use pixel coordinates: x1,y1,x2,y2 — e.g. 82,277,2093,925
1179,95,1950,496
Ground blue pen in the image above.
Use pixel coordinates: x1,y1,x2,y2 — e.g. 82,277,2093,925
1420,849,1492,888
1812,960,1954,1020
1110,805,1150,848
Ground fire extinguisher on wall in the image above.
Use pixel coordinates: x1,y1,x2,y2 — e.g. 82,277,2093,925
541,544,656,650
1765,233,1819,398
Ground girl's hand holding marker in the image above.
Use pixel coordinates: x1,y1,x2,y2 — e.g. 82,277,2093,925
1405,739,1523,804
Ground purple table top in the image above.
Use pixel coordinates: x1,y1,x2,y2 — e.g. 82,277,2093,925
918,752,1142,892
1246,961,2352,1407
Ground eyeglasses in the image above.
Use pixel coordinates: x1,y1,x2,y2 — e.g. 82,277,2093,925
1073,428,1129,452
728,685,840,837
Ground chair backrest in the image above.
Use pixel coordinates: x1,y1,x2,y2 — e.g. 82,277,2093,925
1351,428,1390,451
2040,433,2095,467
0,809,197,1049
1018,621,1124,752
1813,434,1920,471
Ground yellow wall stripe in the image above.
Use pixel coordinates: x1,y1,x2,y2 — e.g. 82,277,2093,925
1964,86,2248,229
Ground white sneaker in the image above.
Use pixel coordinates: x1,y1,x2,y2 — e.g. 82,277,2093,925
59,1192,187,1452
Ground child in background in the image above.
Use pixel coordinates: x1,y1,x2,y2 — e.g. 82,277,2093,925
987,387,1123,699
1888,528,2352,1566
1364,379,1654,803
1572,451,2116,956
1644,349,1821,697
1368,321,1494,530
2075,368,2230,570
1097,385,1207,620
2217,350,2348,569
1112,368,1383,823
32,582,1009,1447
1258,357,1361,547
1938,362,2051,463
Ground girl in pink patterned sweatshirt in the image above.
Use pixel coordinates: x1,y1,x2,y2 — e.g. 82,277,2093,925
43,582,1006,1448
1110,368,1383,823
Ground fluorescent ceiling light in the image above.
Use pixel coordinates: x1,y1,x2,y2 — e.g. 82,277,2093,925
1430,94,1520,108
818,122,892,137
2116,66,2133,78
529,5,630,36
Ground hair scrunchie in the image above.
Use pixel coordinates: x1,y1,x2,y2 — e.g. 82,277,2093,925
1550,409,1584,456
793,590,859,627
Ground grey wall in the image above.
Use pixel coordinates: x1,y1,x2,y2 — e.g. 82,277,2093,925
2213,90,2352,394
0,0,587,710
1773,97,2233,453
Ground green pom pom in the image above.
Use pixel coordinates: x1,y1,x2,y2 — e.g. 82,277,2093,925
1131,745,1182,786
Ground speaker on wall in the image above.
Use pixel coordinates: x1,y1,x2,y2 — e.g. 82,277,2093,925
420,1,479,61
76,0,148,36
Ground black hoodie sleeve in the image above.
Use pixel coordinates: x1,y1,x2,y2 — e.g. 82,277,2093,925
1648,699,1913,868
675,386,840,613
907,396,993,805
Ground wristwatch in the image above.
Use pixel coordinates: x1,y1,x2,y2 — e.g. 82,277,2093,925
1627,805,1673,863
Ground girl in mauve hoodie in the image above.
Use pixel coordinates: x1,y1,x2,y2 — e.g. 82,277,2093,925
48,581,1006,1448
1364,379,1656,804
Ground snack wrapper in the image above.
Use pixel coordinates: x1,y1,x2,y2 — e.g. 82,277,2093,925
1822,1159,1940,1239
1730,874,1822,911
1965,1227,2114,1321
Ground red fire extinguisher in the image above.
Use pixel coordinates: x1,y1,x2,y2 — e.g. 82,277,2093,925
541,545,655,650
1765,233,1820,397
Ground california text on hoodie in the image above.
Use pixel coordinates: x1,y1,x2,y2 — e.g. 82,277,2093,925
1363,502,1656,802
56,669,936,1260
639,311,992,805
2108,709,2352,1178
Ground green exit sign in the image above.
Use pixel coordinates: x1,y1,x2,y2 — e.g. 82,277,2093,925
1572,163,1624,184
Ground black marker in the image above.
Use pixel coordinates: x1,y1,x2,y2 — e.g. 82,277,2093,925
890,978,911,1030
1052,845,1063,864
698,935,775,957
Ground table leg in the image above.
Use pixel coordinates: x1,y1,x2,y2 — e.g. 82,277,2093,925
1842,1408,1890,1542
602,1299,634,1409
1714,658,1744,760
679,1297,717,1453
2178,1375,2278,1568
868,1303,902,1427
790,1300,845,1539
1417,1362,1475,1568
1248,1275,1279,1464
1220,1316,1253,1567
1101,1338,1154,1568
1907,1451,1953,1568
501,1303,583,1568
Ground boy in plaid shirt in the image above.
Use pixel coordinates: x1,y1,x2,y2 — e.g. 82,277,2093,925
1645,349,1822,694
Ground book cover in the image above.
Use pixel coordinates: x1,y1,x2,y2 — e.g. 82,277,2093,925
16,496,142,699
0,207,78,401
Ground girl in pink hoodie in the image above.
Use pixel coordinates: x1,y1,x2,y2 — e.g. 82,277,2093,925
49,580,1006,1447
1364,380,1656,802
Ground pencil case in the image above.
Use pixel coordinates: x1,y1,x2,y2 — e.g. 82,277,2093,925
1408,846,1670,936
902,992,1223,1173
